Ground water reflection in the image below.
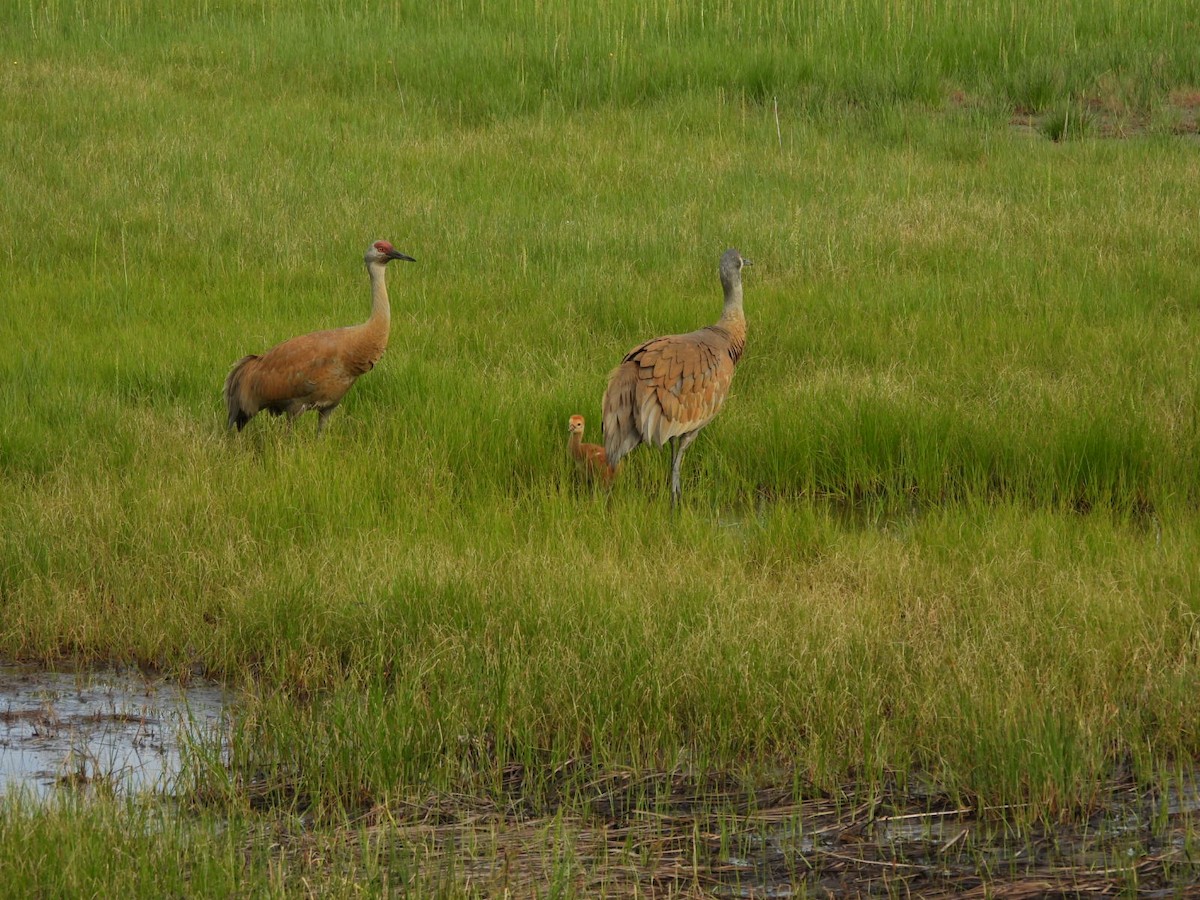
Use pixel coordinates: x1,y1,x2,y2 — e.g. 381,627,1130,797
0,663,227,799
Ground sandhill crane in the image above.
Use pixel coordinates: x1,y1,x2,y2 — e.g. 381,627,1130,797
224,240,415,434
568,414,615,486
601,248,752,505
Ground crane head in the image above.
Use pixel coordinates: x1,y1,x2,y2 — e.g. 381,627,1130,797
568,415,585,435
719,248,752,294
720,248,752,278
365,240,416,266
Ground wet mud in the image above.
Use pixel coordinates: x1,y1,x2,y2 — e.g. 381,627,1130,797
350,770,1200,897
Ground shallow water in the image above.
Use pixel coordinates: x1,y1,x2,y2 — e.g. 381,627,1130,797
371,775,1200,898
706,781,1200,897
0,663,228,799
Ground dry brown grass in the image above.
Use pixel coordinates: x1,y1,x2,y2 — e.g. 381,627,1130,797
236,769,1200,897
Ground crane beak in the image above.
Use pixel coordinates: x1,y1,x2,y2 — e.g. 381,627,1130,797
742,258,753,267
387,249,416,262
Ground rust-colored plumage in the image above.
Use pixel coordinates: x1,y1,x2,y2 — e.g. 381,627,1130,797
568,414,615,486
224,240,415,434
602,248,751,504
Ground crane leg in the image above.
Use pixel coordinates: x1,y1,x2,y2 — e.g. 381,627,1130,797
316,407,334,436
669,438,683,506
669,431,700,507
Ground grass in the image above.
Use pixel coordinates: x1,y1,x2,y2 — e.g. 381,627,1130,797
3,0,1200,894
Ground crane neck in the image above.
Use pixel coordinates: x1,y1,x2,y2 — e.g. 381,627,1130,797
568,431,583,459
718,276,745,325
366,260,391,330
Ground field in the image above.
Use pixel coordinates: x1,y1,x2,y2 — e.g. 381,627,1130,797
3,0,1200,895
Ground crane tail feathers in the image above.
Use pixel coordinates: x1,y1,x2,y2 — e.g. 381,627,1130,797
601,361,643,469
224,355,259,431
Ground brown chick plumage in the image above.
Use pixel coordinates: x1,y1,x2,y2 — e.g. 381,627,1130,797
568,414,615,486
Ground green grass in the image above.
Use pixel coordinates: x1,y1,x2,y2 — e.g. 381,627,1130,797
3,0,1200,894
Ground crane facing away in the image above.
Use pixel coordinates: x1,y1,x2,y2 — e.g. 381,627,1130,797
224,240,415,434
568,414,615,486
601,248,752,505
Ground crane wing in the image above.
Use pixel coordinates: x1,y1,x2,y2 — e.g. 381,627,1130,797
623,328,736,447
248,330,353,410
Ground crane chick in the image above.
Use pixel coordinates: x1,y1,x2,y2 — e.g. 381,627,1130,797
601,248,752,505
568,414,615,486
224,240,415,434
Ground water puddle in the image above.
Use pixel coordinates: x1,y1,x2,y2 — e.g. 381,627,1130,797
0,663,228,799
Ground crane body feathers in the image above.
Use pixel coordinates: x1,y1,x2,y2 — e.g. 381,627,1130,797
224,323,386,429
603,322,743,464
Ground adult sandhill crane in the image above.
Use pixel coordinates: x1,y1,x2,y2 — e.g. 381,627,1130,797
224,240,415,434
568,414,615,486
602,248,752,505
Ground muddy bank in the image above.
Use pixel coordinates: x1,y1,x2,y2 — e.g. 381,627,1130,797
302,769,1200,897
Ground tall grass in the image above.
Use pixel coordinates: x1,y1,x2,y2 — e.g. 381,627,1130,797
2,0,1200,893
7,0,1200,118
